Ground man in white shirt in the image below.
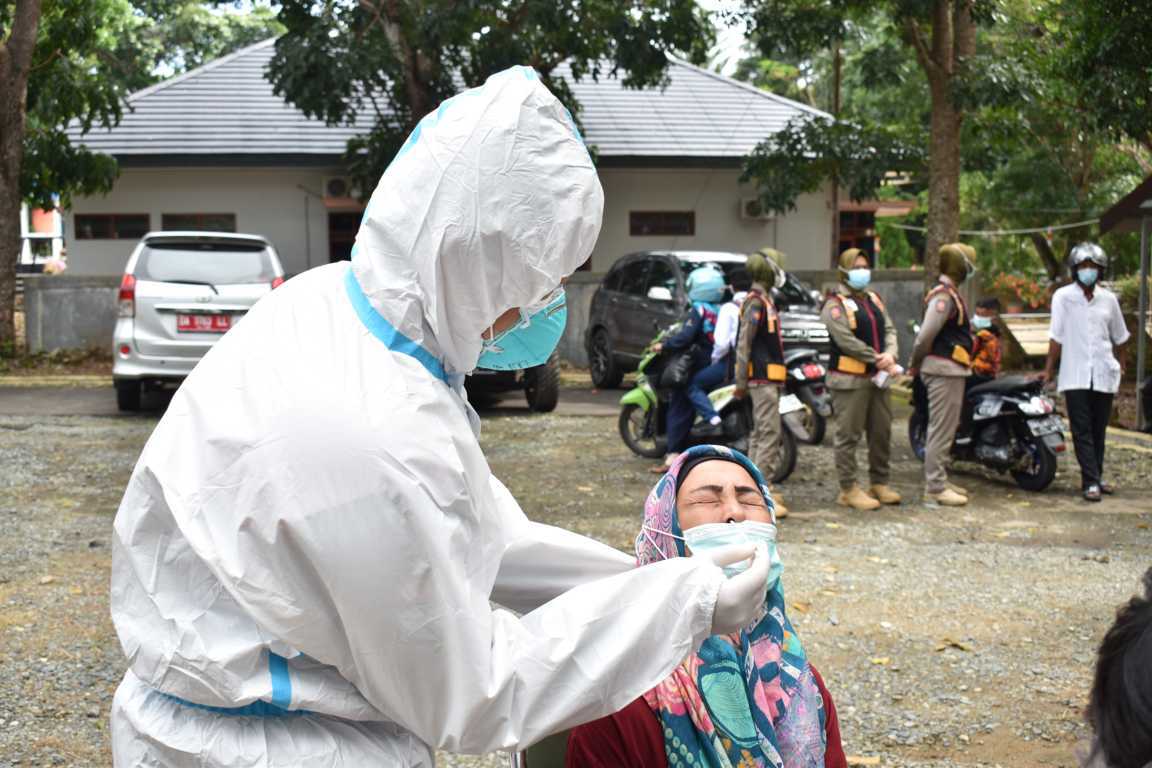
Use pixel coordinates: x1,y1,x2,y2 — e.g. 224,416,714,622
712,287,748,367
1042,242,1130,502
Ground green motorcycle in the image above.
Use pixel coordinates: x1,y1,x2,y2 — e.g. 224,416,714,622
618,333,799,484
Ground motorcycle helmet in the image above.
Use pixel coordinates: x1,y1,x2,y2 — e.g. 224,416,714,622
685,265,726,303
747,248,785,290
1068,242,1108,271
939,242,976,285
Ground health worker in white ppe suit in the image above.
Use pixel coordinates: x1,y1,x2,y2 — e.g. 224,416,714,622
109,66,771,767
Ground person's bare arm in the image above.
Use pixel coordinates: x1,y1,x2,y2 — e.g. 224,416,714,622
1041,340,1061,384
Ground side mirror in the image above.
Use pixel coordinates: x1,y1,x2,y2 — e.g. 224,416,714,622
647,286,674,302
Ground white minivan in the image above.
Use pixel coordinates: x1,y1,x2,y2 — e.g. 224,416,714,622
112,231,285,411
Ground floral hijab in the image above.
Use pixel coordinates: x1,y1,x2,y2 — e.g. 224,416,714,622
634,445,827,768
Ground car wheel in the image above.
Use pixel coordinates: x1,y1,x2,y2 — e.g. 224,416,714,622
115,380,141,412
589,329,623,389
524,351,560,413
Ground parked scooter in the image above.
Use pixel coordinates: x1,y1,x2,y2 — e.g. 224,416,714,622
908,374,1066,491
618,339,800,483
782,347,833,445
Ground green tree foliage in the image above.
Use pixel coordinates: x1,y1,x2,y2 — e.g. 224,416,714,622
740,116,922,214
15,0,284,210
733,0,989,278
115,1,285,92
267,0,714,192
13,0,133,211
0,0,288,349
731,0,1149,282
1056,0,1152,152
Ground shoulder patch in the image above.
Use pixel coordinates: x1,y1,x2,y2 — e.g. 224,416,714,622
935,299,948,313
830,306,842,320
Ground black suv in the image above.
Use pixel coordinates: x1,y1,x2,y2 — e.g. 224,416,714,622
584,250,829,388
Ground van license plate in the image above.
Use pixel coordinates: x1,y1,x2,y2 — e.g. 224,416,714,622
177,314,231,333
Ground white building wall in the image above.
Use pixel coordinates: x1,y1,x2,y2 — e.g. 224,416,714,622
591,168,832,273
64,167,340,277
65,165,833,277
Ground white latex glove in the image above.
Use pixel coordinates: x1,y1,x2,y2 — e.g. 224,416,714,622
707,542,770,635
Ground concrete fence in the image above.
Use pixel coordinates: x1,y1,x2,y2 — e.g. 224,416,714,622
19,269,960,371
22,275,119,354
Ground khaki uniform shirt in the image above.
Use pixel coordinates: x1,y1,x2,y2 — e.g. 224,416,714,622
735,281,778,390
910,281,970,378
821,286,898,390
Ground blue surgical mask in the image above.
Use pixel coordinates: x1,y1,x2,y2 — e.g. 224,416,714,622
971,315,993,331
1077,267,1099,287
476,288,567,371
682,521,783,588
846,268,871,291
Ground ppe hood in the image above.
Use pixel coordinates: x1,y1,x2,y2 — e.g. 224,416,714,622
351,67,604,374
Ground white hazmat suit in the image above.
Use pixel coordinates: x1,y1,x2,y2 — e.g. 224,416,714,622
110,68,730,766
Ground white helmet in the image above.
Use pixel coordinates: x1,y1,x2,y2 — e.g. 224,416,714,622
1068,242,1108,271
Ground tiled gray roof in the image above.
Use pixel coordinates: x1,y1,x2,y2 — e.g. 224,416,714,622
69,38,826,161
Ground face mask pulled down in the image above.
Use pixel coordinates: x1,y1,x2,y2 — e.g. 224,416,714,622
477,288,567,371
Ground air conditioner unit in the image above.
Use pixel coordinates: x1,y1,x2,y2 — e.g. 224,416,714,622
323,176,361,200
740,197,775,222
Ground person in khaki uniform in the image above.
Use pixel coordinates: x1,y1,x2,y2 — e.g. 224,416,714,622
910,243,976,507
733,250,790,518
821,249,902,511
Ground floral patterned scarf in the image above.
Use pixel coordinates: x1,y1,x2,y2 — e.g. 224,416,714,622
635,444,827,768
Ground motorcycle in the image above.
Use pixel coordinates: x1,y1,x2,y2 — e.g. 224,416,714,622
618,340,800,484
908,374,1066,491
782,347,833,445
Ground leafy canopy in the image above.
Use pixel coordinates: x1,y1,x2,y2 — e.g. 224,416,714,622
13,0,283,210
267,0,714,191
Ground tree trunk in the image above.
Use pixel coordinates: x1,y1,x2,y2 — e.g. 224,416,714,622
0,0,44,352
924,78,961,282
907,0,973,286
829,41,841,268
1029,233,1062,281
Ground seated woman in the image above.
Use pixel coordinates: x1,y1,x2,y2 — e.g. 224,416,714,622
567,444,847,768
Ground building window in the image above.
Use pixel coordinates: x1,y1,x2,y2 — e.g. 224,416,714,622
74,214,150,240
162,213,237,232
629,211,695,237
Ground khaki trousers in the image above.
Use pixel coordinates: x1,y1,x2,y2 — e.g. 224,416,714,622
749,385,781,480
923,374,966,493
830,385,892,491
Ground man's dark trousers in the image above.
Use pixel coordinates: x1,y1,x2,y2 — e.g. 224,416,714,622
1064,389,1113,489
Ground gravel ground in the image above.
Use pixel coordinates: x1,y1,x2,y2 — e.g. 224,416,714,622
1,396,1150,767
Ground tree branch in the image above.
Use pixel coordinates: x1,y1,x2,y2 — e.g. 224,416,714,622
953,0,976,65
1117,140,1152,176
902,17,939,82
931,0,954,77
